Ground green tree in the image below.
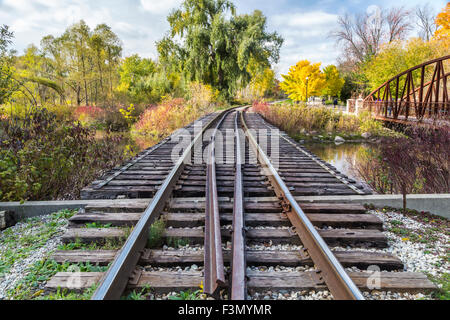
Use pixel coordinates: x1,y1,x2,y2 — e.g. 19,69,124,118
39,21,122,106
92,24,122,99
0,25,16,104
322,65,345,99
158,0,283,98
116,54,156,103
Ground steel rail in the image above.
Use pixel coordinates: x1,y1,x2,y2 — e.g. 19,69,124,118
91,110,229,300
240,110,365,300
230,111,246,300
204,111,229,295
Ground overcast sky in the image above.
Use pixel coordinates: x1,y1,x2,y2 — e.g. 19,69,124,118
0,0,447,77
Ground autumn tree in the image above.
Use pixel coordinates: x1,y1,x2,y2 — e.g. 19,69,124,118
157,0,283,99
236,57,276,101
322,65,345,99
280,60,325,102
434,3,450,42
363,38,441,93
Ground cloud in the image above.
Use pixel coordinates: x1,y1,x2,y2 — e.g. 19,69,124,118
0,0,170,58
272,11,338,28
271,11,340,76
139,0,182,14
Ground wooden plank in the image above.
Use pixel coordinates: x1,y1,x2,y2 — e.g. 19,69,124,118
307,214,383,230
163,227,387,248
106,180,164,186
52,250,117,264
51,249,403,270
84,200,150,213
168,199,366,214
298,203,366,214
315,229,387,248
46,272,104,292
163,213,381,229
69,212,142,226
62,228,126,243
46,271,435,294
63,224,386,247
247,271,436,293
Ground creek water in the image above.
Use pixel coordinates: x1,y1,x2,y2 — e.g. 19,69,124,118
303,142,377,185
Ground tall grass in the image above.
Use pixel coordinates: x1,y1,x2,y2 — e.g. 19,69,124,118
252,101,388,138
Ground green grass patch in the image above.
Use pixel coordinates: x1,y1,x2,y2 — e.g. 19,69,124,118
122,285,152,300
37,285,98,300
0,209,76,278
7,259,108,300
428,273,450,300
147,218,166,248
84,222,113,229
166,237,190,249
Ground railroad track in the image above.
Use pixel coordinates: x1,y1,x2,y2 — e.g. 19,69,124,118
46,107,436,300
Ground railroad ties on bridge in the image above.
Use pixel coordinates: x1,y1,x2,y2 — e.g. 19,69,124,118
46,107,436,300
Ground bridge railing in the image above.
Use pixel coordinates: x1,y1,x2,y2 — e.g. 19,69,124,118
362,100,450,121
363,55,450,123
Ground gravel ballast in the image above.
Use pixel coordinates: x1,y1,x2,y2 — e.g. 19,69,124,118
0,210,75,300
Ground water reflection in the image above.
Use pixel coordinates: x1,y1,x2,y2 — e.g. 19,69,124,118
303,142,376,185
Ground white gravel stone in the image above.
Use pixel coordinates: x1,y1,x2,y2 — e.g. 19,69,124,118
0,213,70,300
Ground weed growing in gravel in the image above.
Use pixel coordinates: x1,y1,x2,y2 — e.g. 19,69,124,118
168,289,204,300
147,218,166,248
7,259,108,300
37,284,99,300
166,237,190,248
84,222,113,229
57,238,124,251
122,285,152,300
0,209,76,277
427,273,450,300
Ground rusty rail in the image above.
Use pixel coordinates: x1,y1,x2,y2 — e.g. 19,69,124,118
240,110,364,300
203,112,229,295
91,110,228,300
230,111,246,300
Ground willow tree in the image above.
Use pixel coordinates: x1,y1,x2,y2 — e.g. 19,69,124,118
157,0,283,98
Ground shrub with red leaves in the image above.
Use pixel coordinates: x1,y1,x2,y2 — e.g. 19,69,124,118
356,125,449,211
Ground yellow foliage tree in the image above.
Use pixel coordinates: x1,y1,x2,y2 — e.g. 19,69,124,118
236,58,275,101
363,38,441,92
280,60,325,102
322,65,345,99
435,3,450,41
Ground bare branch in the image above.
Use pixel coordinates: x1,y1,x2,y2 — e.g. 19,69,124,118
415,4,437,41
386,7,412,42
